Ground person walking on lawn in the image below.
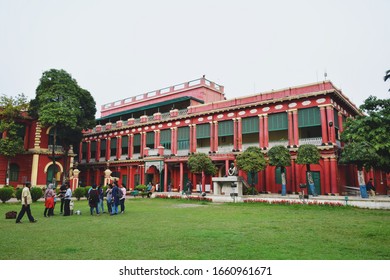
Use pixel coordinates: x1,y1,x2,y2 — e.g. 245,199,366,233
16,182,37,223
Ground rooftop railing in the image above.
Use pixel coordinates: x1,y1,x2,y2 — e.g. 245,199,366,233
101,77,224,112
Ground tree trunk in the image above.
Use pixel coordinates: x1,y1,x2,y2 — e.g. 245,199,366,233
201,171,205,193
6,158,10,185
357,168,368,198
306,164,316,196
281,166,286,196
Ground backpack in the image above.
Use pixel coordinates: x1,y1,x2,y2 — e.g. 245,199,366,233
89,189,99,202
117,188,123,199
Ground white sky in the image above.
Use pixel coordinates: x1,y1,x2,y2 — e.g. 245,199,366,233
1,0,389,118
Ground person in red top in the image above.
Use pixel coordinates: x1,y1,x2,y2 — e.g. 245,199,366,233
44,183,56,217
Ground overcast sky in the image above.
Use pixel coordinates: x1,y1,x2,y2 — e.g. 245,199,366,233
1,0,389,118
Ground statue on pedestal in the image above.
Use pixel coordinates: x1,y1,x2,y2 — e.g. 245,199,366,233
228,162,238,176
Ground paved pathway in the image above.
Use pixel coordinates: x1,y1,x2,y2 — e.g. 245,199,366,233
6,193,390,210
153,192,390,209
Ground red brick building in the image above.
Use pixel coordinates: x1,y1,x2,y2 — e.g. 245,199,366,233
0,117,76,188
75,77,387,195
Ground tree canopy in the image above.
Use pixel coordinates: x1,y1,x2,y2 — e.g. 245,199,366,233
187,153,217,175
296,144,320,171
29,69,96,182
0,93,29,184
236,146,267,175
0,93,29,158
340,95,390,173
29,69,96,131
267,145,291,169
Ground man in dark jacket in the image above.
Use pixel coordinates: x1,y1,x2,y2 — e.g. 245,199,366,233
59,183,67,214
110,182,120,215
366,178,376,197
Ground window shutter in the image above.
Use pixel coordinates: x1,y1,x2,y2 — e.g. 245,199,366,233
268,113,288,131
196,123,210,139
298,107,321,127
218,120,234,136
242,117,259,134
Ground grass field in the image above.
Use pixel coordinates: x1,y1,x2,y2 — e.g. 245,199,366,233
0,198,389,260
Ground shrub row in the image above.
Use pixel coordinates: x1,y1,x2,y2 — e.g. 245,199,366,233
155,194,212,202
0,186,43,203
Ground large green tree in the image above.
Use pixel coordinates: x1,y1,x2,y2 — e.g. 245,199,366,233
187,153,217,192
268,145,291,196
29,69,96,183
341,96,390,173
0,94,29,184
296,144,320,196
236,146,266,194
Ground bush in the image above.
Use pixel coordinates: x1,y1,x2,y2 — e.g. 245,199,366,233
15,187,23,200
135,184,147,191
74,187,86,200
0,186,14,203
84,186,91,198
30,187,43,202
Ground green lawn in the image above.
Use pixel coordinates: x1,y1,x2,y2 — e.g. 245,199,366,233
0,198,389,260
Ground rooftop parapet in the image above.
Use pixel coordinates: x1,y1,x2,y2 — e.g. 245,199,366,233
100,77,224,118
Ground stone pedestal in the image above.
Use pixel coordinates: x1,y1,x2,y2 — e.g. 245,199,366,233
212,176,243,196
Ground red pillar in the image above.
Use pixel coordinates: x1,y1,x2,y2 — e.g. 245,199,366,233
326,106,335,144
209,122,214,152
192,125,197,153
233,119,238,151
320,106,328,144
258,115,264,148
179,162,184,192
288,111,294,146
214,121,218,152
164,163,168,192
201,171,205,193
292,110,299,146
291,159,296,193
172,128,177,155
295,161,301,191
128,134,133,159
265,166,273,193
106,138,111,160
330,158,338,194
263,115,269,148
237,118,242,151
225,159,229,176
189,125,193,153
324,158,331,194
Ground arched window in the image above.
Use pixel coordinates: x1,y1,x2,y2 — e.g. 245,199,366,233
9,163,19,182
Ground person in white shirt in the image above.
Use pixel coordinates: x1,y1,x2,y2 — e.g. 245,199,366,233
119,184,126,214
63,184,72,216
16,182,37,223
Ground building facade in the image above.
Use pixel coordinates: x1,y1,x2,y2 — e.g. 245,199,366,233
0,117,76,188
78,77,388,195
